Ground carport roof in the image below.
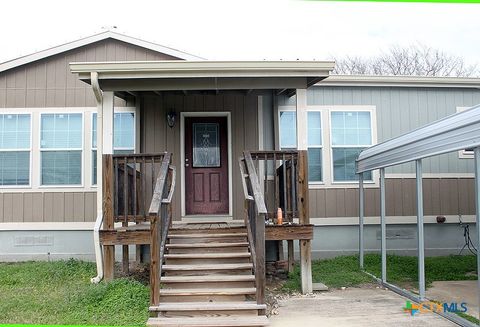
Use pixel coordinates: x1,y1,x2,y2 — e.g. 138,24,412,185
69,60,335,93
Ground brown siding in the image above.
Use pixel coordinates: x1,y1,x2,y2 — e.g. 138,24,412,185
141,92,259,220
0,38,180,223
0,192,97,222
0,38,178,109
309,178,476,218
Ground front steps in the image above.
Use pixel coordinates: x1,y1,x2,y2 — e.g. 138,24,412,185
147,224,269,327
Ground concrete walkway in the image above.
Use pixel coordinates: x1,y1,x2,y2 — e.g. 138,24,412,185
270,288,454,326
428,280,479,318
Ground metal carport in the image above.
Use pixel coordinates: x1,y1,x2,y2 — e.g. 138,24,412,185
356,103,480,327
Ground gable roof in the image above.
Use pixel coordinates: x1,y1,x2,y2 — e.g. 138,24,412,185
0,30,204,73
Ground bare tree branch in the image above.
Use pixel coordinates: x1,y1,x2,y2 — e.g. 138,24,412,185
333,43,479,77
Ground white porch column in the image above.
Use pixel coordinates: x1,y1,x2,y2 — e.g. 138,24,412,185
295,88,308,150
102,91,115,155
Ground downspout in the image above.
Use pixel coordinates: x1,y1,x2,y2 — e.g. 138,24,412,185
91,72,104,284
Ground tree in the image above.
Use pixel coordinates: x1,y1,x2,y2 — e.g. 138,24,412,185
333,44,479,77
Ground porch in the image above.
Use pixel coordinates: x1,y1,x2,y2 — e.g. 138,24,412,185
70,60,334,326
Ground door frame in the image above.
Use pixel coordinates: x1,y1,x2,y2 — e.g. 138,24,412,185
180,112,233,219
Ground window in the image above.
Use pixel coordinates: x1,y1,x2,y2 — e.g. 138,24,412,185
92,112,135,185
0,114,31,186
40,113,82,185
279,111,296,149
331,111,372,182
279,110,323,182
307,112,322,182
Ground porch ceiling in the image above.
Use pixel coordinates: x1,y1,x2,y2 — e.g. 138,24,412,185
69,60,335,93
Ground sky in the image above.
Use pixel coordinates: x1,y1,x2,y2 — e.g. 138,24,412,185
1,0,479,66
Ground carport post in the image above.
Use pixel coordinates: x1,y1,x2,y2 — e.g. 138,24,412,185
474,147,480,321
380,168,386,283
359,172,364,269
416,159,425,300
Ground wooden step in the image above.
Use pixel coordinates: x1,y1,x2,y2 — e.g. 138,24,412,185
168,233,248,239
147,316,269,326
163,263,253,271
150,301,266,312
166,242,249,249
159,288,256,296
165,253,251,259
169,227,246,235
161,275,256,283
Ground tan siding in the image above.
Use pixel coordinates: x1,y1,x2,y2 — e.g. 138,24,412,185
309,178,475,218
141,92,259,220
0,192,97,222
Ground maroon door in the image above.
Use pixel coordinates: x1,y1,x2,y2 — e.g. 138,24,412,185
185,116,229,215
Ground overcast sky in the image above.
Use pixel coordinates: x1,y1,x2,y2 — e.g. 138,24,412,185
1,0,479,65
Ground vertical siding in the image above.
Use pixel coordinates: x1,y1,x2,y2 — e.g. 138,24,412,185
0,38,181,223
309,178,475,218
141,92,259,220
302,86,480,174
0,192,97,222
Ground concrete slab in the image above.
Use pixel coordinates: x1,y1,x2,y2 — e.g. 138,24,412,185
270,288,455,327
427,280,479,318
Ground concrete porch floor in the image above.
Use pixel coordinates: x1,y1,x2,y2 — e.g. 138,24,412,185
270,288,455,326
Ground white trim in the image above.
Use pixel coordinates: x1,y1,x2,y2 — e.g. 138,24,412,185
90,107,137,186
39,112,84,188
309,215,476,226
0,222,95,231
0,31,204,73
385,173,475,179
277,105,378,188
457,106,475,159
0,112,33,189
319,75,480,89
180,112,233,219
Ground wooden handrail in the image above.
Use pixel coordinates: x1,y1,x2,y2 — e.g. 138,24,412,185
148,153,175,307
240,151,267,314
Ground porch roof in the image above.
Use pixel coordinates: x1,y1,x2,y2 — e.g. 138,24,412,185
69,60,335,93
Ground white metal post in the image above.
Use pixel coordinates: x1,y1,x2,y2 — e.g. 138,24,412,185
359,172,364,269
474,147,480,321
380,168,386,283
416,159,425,300
295,88,308,151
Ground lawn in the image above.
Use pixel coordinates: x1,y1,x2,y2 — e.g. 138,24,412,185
283,253,477,291
0,260,149,326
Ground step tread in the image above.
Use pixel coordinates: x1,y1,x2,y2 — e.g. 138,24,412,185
165,253,251,259
166,242,249,248
147,316,269,326
168,233,248,239
149,301,267,311
163,263,253,271
159,287,256,296
160,275,256,283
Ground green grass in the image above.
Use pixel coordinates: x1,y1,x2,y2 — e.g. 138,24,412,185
456,312,480,324
0,259,149,326
283,254,477,292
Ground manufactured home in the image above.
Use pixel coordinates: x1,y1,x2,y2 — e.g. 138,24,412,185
1,31,480,326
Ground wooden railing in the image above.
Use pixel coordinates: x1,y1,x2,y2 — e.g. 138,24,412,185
239,150,310,298
111,153,168,223
239,151,267,312
247,150,308,222
148,153,175,306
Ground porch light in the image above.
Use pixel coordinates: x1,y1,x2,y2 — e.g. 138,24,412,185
167,111,177,128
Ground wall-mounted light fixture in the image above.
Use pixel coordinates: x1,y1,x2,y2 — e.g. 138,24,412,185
167,111,177,128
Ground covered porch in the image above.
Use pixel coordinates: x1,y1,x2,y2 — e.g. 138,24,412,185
70,60,334,325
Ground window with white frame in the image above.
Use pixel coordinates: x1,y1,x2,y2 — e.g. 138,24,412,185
279,110,323,182
331,111,372,182
40,113,83,185
92,112,135,185
0,114,31,186
307,112,322,182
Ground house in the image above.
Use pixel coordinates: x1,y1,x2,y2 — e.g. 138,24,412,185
0,30,479,326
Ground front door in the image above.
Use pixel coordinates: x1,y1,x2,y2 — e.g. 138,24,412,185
185,116,229,215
